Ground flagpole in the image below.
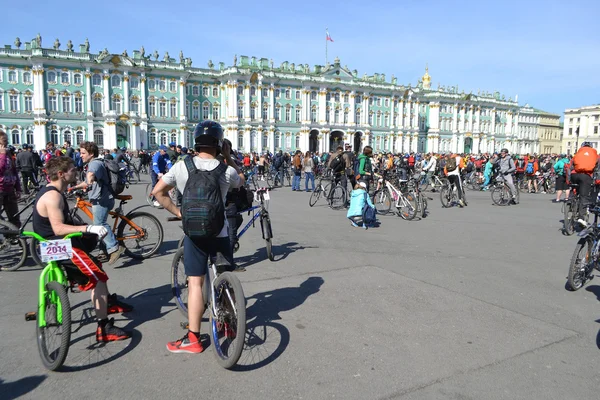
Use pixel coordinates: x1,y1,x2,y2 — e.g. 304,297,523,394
325,27,328,65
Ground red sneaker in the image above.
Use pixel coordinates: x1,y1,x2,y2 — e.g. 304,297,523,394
96,318,131,342
166,331,204,354
107,293,133,314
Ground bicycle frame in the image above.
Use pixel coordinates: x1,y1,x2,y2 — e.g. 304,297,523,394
236,204,263,240
72,195,145,241
384,180,412,209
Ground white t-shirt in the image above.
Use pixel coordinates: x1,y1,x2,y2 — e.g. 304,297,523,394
162,156,241,238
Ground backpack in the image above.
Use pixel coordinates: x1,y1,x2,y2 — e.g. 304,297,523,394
408,155,415,167
273,156,283,169
330,154,345,173
466,161,474,173
517,159,525,169
446,157,457,172
96,159,127,195
362,192,377,228
181,157,227,240
526,162,534,174
573,147,598,173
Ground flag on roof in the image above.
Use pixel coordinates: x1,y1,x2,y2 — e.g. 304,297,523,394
326,30,334,42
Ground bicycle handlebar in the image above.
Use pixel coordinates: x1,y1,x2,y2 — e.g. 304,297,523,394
4,230,83,242
167,217,182,221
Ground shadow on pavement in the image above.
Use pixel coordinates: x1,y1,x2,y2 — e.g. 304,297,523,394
236,241,315,267
233,276,324,371
0,375,47,400
585,285,600,301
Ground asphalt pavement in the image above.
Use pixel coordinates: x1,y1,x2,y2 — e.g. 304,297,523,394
1,177,599,400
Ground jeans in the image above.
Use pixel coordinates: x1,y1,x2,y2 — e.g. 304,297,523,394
92,199,119,254
305,172,315,191
292,172,301,190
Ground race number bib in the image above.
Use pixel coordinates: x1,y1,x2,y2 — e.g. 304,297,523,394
255,190,270,202
40,239,73,263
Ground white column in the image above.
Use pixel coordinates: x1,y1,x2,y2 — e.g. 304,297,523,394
257,85,263,122
459,106,465,132
318,88,327,124
362,93,369,125
131,124,141,150
491,108,496,137
244,82,250,122
32,67,47,146
473,135,480,154
87,121,94,143
412,102,419,129
269,85,275,122
453,104,459,133
179,79,186,120
123,73,129,114
84,70,92,116
349,91,356,125
243,128,251,151
140,75,147,117
103,71,110,112
220,84,226,122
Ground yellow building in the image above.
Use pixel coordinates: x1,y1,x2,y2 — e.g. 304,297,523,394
536,109,562,154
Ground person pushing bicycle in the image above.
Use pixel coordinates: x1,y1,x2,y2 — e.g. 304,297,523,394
152,121,245,354
32,156,132,342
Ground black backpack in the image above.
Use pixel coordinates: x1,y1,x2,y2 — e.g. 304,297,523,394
181,157,227,240
103,159,128,195
330,154,345,173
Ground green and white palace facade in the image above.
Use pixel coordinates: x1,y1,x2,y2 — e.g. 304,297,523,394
0,37,545,154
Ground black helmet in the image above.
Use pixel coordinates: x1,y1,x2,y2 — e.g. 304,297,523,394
500,148,509,153
193,120,223,149
581,141,592,148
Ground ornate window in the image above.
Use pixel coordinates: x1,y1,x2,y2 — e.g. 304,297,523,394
111,95,121,114
285,89,291,100
130,77,139,89
343,109,348,124
285,134,292,149
275,89,280,98
63,130,72,144
159,100,167,117
192,101,200,120
384,114,389,127
275,132,281,149
238,102,244,119
334,93,340,102
263,105,268,120
192,85,199,96
237,86,244,96
334,109,340,124
9,94,19,112
238,132,244,149
295,90,301,100
93,94,103,114
24,93,33,111
250,86,256,96
48,92,58,112
26,130,34,144
169,81,177,92
295,135,300,149
111,75,121,87
326,93,331,101
285,105,291,122
295,107,301,122
368,111,373,125
11,129,20,144
356,109,361,123
250,104,257,120
311,91,317,101
92,129,103,147
212,87,219,97
262,88,268,97
74,94,83,113
311,106,317,123
203,102,210,120
73,73,82,85
8,70,17,83
149,129,157,146
47,71,57,84
148,99,156,116
92,73,102,86
160,131,167,145
148,79,156,90
130,98,139,113
356,95,362,103
50,129,59,144
213,104,219,120
170,100,177,118
171,132,177,144
23,71,32,84
275,105,281,122
203,86,209,97
343,94,349,103
76,130,84,145
61,72,70,85
262,135,268,149
159,79,166,91
326,106,330,123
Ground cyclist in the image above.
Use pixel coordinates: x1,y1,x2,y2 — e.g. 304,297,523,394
151,145,173,207
166,142,178,164
0,130,22,227
34,156,131,342
444,153,466,207
357,146,374,191
328,146,346,196
73,142,126,265
570,142,598,226
496,148,518,204
16,143,43,194
422,153,437,187
553,154,570,203
152,121,245,354
115,146,131,166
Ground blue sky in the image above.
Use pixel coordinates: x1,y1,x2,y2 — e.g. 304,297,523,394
2,0,598,116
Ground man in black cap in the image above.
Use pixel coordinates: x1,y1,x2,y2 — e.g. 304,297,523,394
342,143,356,192
16,144,43,194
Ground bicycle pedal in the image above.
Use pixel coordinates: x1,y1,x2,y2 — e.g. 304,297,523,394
25,311,37,321
180,321,189,330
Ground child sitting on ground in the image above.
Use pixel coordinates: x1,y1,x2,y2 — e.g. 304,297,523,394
346,182,376,228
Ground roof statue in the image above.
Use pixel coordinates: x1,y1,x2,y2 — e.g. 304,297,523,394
66,40,73,51
53,38,60,50
208,59,214,69
84,38,90,52
36,33,42,48
163,51,170,62
270,59,274,69
140,46,145,57
234,54,237,66
153,50,159,61
179,50,184,64
122,49,128,57
14,37,21,49
99,48,109,58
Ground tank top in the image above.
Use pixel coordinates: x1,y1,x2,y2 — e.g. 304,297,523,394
32,186,71,239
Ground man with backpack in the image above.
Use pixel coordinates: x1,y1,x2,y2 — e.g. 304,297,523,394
570,142,598,226
525,156,539,193
553,154,570,203
151,121,245,354
74,142,126,264
496,148,518,204
343,143,356,192
328,146,346,191
273,150,285,185
444,153,466,207
292,150,302,191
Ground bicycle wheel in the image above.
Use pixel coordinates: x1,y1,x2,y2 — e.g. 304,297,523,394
210,272,246,369
491,186,508,206
421,195,428,218
37,281,71,371
284,174,291,187
0,220,27,271
567,238,594,291
117,212,164,259
308,187,322,207
372,189,392,215
171,248,188,317
440,185,453,208
329,185,346,210
398,192,418,220
261,213,275,261
30,237,45,268
145,183,156,207
563,200,575,236
266,173,274,188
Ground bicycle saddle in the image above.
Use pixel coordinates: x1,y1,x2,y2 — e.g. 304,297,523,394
115,195,133,201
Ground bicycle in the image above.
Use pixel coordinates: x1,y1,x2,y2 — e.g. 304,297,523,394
32,190,164,264
409,178,429,219
5,229,85,370
440,177,468,208
125,163,141,184
0,196,39,271
421,173,448,192
567,206,600,291
372,174,417,219
563,184,581,236
146,182,179,208
308,175,346,210
490,175,519,206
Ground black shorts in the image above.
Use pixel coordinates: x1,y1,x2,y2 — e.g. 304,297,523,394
183,235,233,277
555,175,568,191
258,165,265,174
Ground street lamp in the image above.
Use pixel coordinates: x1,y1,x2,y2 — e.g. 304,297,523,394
575,126,580,149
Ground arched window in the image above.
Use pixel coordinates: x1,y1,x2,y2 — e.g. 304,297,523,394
295,107,301,122
311,91,317,101
238,131,244,149
334,92,340,102
130,98,139,113
262,134,268,149
26,130,34,144
343,94,349,103
169,81,177,92
285,134,292,149
149,129,157,146
92,73,102,86
8,71,17,82
62,93,71,113
159,79,166,91
93,94,103,115
213,103,219,120
148,79,156,91
356,109,361,123
263,105,268,120
238,102,244,119
130,77,139,89
73,73,83,85
250,104,257,120
11,129,20,145
285,105,291,122
311,106,317,123
274,89,280,98
275,132,281,149
112,95,122,114
50,129,59,144
47,71,57,84
203,102,210,120
61,72,70,85
170,99,177,119
212,87,219,97
94,129,104,147
171,132,177,144
285,89,291,99
76,130,84,145
192,101,200,120
295,135,300,149
334,109,340,124
344,109,349,124
63,130,72,144
160,131,167,145
237,86,244,96
111,75,121,87
23,71,32,84
250,86,256,96
203,86,209,97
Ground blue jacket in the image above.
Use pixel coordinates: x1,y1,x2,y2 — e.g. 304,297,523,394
152,151,172,174
347,189,374,218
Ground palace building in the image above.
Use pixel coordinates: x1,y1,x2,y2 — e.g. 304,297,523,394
0,35,548,154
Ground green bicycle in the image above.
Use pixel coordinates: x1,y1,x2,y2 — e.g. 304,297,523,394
10,229,83,370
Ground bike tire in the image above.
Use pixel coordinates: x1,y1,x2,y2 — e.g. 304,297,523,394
285,174,291,187
117,212,164,259
398,192,418,220
440,185,452,208
266,173,274,188
30,237,45,268
567,238,594,291
171,248,188,317
0,220,27,271
261,213,274,261
145,183,156,207
372,189,392,215
329,185,347,210
210,272,246,369
308,187,322,207
37,281,71,371
563,200,575,236
491,186,508,206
